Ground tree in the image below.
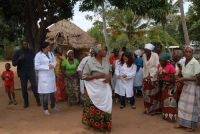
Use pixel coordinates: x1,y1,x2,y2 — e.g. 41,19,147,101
179,0,190,45
0,10,24,42
80,0,111,56
187,0,200,42
107,9,148,49
87,21,105,44
0,0,78,52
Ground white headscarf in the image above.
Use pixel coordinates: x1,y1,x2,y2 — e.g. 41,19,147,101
134,50,142,58
145,43,155,51
66,50,73,56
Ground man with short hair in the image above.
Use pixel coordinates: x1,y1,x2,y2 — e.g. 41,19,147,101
109,48,119,65
156,44,162,57
12,40,41,108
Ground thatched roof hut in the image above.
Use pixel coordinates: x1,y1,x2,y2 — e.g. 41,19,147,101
46,19,97,60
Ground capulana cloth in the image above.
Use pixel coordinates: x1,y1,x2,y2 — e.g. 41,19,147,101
160,52,170,61
134,50,142,57
66,50,73,56
91,44,104,54
145,43,155,51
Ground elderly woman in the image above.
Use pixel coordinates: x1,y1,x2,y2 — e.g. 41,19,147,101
82,44,112,133
54,46,67,101
143,43,161,115
133,50,143,98
158,52,177,122
34,42,59,115
61,50,80,107
174,46,200,132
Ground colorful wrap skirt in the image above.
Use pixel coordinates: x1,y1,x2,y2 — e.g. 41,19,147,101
55,74,67,100
161,82,178,122
143,81,162,114
82,89,112,133
64,74,80,103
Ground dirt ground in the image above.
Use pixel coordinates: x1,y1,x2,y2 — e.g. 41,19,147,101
0,62,199,134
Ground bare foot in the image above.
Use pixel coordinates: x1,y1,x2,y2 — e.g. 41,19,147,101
185,128,195,132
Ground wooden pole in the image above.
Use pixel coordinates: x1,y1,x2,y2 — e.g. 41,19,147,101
67,36,69,50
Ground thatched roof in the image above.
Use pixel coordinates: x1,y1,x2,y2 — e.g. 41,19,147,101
46,19,97,49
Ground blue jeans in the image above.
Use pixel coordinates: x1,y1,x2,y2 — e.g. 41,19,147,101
42,92,55,110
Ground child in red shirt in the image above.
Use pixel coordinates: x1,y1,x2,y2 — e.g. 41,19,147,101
1,63,17,105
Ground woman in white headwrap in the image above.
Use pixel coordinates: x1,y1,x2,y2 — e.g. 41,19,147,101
61,50,80,107
142,43,161,115
133,50,143,98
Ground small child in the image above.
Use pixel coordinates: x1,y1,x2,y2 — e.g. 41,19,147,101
1,63,17,105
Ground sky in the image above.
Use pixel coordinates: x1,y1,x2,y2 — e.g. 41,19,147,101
70,2,192,32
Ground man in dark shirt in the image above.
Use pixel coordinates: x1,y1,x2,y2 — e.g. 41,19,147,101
12,40,41,108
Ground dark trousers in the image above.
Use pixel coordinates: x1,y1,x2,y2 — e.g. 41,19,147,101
120,96,135,106
43,92,55,110
20,74,40,105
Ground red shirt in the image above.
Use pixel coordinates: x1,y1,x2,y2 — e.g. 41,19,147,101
109,56,119,65
1,70,14,85
158,53,162,57
158,63,176,79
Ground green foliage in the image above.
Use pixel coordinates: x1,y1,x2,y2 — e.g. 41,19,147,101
87,26,105,44
187,0,200,41
110,34,129,49
0,0,79,51
106,8,149,48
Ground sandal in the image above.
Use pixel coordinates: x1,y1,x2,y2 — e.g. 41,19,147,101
132,106,136,109
174,124,186,129
44,110,51,116
55,108,60,112
120,106,125,109
185,128,195,132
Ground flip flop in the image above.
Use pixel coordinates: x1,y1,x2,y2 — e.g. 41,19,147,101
174,125,186,129
45,112,50,116
55,108,60,112
132,106,136,109
120,106,125,109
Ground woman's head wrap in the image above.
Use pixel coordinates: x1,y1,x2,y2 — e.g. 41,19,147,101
54,46,61,54
134,50,142,58
145,43,155,51
66,50,73,56
91,44,104,54
127,50,132,53
160,52,170,61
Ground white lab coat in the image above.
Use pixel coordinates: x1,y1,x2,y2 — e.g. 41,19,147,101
34,51,57,94
115,63,137,98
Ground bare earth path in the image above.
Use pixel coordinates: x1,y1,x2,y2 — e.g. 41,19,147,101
0,62,199,134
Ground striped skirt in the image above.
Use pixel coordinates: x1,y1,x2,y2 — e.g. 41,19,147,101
178,82,200,129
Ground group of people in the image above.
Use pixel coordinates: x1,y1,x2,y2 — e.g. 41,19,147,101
1,40,200,133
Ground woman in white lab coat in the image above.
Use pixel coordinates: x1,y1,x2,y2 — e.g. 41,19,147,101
115,52,137,109
35,42,59,116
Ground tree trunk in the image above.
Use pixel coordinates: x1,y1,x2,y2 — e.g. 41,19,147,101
129,35,132,49
179,0,190,46
102,2,110,57
162,22,171,55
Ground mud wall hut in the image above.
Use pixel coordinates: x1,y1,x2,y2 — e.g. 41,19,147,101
46,19,97,61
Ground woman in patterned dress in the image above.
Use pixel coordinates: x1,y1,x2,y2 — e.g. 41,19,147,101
54,46,67,101
158,52,178,122
61,50,80,107
82,44,112,133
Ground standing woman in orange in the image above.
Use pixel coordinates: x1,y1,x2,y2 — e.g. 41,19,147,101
54,46,67,101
